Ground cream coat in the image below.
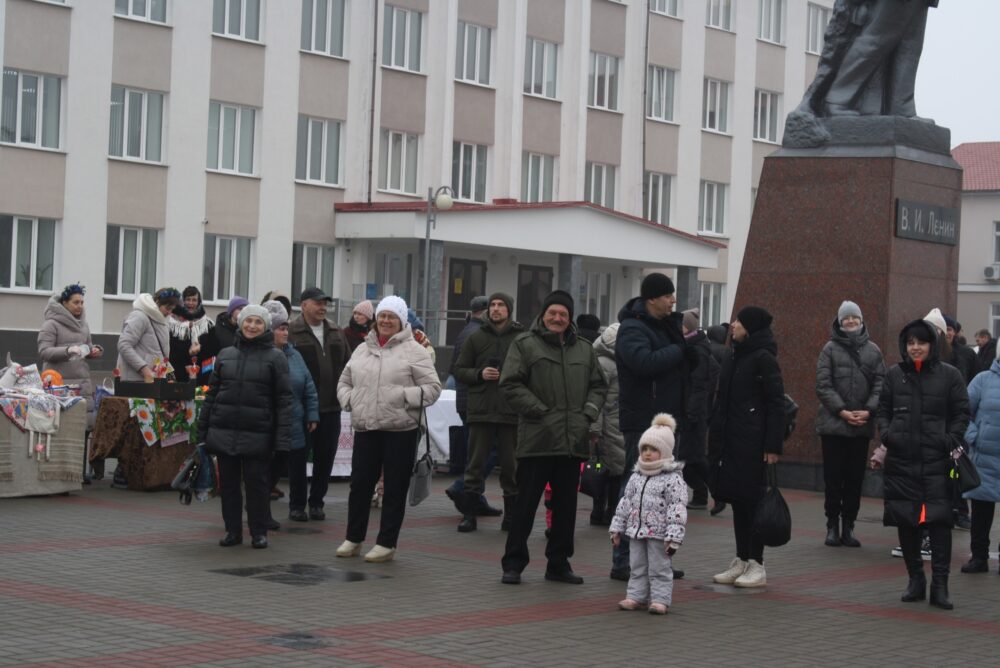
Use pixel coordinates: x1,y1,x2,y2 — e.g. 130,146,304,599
116,294,170,381
37,295,95,408
337,325,442,432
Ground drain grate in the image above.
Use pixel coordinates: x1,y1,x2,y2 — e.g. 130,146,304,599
258,632,330,650
212,563,390,586
693,584,767,595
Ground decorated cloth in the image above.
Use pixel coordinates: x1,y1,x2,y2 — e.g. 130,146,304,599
36,401,85,482
129,399,197,447
0,390,83,433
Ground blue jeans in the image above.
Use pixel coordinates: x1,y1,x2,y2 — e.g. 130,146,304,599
447,447,498,497
612,431,642,571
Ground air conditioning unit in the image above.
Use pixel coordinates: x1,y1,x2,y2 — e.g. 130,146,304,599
985,264,1000,281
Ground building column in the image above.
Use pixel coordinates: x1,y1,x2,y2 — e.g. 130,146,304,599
675,266,700,313
418,239,446,344
557,254,585,312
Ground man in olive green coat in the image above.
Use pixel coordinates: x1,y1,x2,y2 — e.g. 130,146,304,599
499,290,607,585
453,293,524,533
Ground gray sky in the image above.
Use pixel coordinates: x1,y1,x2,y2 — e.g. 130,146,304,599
916,0,1000,148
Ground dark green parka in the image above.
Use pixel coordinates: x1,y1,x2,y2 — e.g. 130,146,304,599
452,318,525,424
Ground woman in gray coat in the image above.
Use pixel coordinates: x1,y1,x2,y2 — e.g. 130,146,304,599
591,323,625,525
815,301,886,547
116,288,180,381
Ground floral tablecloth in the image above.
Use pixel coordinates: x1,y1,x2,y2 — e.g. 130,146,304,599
129,399,197,447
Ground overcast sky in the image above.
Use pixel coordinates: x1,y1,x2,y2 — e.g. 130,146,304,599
915,0,1000,148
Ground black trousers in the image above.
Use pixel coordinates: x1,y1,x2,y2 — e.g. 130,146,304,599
502,456,581,574
899,523,951,577
680,422,709,497
732,499,764,564
820,435,869,524
345,429,419,548
291,411,341,510
218,454,270,538
970,499,997,560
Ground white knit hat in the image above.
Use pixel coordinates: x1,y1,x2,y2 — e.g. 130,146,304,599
923,308,946,336
638,413,677,463
376,295,409,325
237,304,272,330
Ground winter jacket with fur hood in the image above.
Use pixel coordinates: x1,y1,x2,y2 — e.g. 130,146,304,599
609,466,687,544
815,318,886,438
590,324,626,476
964,361,1000,503
337,325,442,432
116,294,170,381
37,295,95,405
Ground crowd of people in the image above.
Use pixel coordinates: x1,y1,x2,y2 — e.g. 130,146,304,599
32,275,1000,614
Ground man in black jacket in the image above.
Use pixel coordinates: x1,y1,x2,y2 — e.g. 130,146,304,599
975,329,996,373
945,317,979,384
611,272,690,581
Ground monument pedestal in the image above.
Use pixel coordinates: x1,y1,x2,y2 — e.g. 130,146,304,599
734,147,962,490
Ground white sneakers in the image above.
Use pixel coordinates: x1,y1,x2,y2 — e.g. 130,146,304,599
734,560,767,588
364,544,396,563
335,540,361,558
713,558,749,584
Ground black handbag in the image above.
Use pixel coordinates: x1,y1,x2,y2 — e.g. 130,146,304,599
579,457,608,498
752,464,792,547
951,446,982,494
408,388,433,507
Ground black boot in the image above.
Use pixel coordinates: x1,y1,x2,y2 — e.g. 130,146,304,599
929,576,953,610
900,528,926,602
824,521,841,547
709,500,727,516
500,495,515,531
901,572,927,602
840,520,861,548
960,556,989,573
687,488,709,510
457,492,478,532
928,526,954,609
476,495,503,517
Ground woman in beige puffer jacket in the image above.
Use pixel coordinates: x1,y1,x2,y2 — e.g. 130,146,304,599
336,296,441,563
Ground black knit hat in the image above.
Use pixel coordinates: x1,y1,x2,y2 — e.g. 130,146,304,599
641,273,675,301
542,290,574,320
488,292,514,316
736,306,773,335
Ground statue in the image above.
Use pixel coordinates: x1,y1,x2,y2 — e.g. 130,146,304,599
784,0,939,148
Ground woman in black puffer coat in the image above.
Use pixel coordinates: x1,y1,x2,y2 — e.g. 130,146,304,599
708,307,785,589
876,319,969,610
197,305,293,549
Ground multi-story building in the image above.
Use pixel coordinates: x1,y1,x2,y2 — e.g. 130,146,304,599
0,0,834,346
956,142,1000,336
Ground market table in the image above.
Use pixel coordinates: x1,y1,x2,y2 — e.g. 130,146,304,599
0,402,86,498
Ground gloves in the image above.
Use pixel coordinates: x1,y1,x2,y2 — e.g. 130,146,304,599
67,345,82,358
666,542,680,556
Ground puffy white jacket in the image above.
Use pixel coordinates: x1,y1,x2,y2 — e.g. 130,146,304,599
609,465,688,544
116,294,170,381
337,325,442,432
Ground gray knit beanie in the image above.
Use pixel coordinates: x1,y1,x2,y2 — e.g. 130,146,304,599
838,300,862,324
237,304,272,330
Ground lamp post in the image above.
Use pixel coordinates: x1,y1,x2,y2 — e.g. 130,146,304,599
423,185,454,341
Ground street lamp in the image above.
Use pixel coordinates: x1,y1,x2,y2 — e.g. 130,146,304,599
423,185,454,340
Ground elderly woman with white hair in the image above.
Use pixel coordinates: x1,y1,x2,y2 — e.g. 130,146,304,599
197,304,293,550
336,296,442,562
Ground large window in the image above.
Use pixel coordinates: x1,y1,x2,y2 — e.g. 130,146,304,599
456,21,491,85
588,52,619,111
583,271,612,325
806,3,831,54
522,152,555,203
382,5,422,72
207,101,256,175
115,0,167,23
644,172,672,226
706,0,733,30
374,251,412,302
1,69,61,149
213,0,261,41
300,0,346,57
698,181,727,235
753,89,781,143
104,226,158,297
0,215,56,292
993,221,1000,263
452,142,488,203
646,65,676,122
378,129,419,195
291,243,334,306
523,37,557,98
758,0,784,44
585,163,616,209
700,282,726,327
296,116,342,185
109,86,164,162
702,78,730,133
650,0,679,17
202,234,252,303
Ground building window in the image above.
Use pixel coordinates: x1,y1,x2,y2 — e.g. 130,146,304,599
115,0,167,23
993,221,1000,263
374,251,413,303
585,163,616,209
753,89,781,143
587,52,619,111
300,0,346,57
646,65,676,122
806,3,831,54
207,101,256,175
583,271,612,325
644,172,672,226
706,0,733,30
378,129,419,195
213,0,261,41
456,21,491,86
758,0,784,44
522,152,555,203
1,69,61,149
109,86,164,162
523,37,557,98
698,180,727,234
291,243,335,305
700,282,726,327
104,226,158,297
992,303,1000,339
650,0,679,18
452,142,488,203
382,5,422,72
702,78,730,133
0,215,56,292
202,234,252,304
296,116,342,185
